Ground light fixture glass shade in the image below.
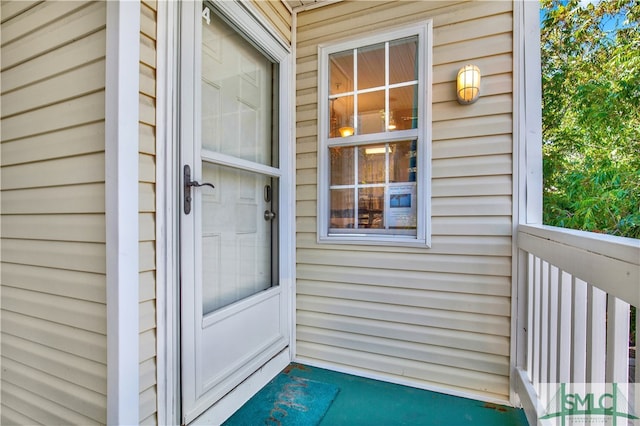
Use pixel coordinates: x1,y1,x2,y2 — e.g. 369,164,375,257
456,65,481,104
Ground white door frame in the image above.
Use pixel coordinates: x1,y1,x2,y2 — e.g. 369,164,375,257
155,1,295,424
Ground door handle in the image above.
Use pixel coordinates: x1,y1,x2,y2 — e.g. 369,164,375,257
264,210,276,221
184,165,215,214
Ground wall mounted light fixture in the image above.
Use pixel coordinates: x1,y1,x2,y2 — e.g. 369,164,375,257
456,65,481,104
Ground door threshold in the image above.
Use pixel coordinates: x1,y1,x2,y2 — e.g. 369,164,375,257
187,348,290,425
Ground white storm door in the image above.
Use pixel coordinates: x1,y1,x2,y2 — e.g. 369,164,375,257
179,2,290,423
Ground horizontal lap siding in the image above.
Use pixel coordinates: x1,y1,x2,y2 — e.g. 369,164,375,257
251,0,292,43
139,0,158,424
0,1,108,424
295,0,514,401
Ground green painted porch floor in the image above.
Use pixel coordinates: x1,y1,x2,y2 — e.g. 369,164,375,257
236,363,529,425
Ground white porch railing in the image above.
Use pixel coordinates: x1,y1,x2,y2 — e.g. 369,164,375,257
515,224,640,425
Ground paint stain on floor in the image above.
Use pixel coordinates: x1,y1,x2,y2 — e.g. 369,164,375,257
281,363,529,426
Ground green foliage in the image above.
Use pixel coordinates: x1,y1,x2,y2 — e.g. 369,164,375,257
541,0,640,238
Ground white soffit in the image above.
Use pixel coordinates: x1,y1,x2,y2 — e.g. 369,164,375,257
286,0,339,11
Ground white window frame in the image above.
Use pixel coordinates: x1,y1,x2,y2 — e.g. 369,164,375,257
317,21,432,247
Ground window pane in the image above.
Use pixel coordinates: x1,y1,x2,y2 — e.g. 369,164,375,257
358,187,384,229
358,90,385,135
330,95,354,138
330,189,354,229
357,43,385,90
330,146,354,185
358,144,386,184
389,85,418,131
330,50,353,95
389,36,418,85
389,140,417,183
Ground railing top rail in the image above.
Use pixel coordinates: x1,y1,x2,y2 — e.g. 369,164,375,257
518,224,640,306
519,224,640,265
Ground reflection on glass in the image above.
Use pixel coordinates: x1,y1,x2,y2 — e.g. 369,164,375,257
330,50,353,95
358,187,384,229
389,86,418,131
358,145,386,184
389,37,418,84
388,140,415,183
329,96,354,138
328,140,418,235
201,11,276,166
328,36,420,140
201,163,274,314
357,90,385,135
330,189,354,229
330,146,354,185
357,42,385,90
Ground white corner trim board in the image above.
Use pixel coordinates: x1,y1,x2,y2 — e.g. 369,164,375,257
105,1,141,425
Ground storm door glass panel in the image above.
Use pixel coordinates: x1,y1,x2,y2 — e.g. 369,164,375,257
200,8,277,315
201,163,273,314
201,10,275,167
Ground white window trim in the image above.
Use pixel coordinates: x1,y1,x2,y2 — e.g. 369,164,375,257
317,21,433,247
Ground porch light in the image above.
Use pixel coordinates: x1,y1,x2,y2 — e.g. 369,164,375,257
456,65,481,104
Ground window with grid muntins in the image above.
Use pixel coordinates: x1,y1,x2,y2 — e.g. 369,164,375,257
318,22,432,246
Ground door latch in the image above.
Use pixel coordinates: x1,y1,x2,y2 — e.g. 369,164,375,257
184,164,215,215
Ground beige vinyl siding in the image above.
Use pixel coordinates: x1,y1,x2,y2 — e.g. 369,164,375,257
295,0,514,401
251,0,292,43
139,0,158,424
1,1,108,424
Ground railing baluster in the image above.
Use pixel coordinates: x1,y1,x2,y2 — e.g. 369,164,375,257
586,285,606,383
533,256,543,393
558,270,572,384
607,296,631,424
571,277,588,383
548,265,559,385
606,297,630,384
630,306,640,415
540,260,550,388
527,253,534,382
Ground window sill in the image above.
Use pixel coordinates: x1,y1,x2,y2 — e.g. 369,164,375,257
318,234,431,248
